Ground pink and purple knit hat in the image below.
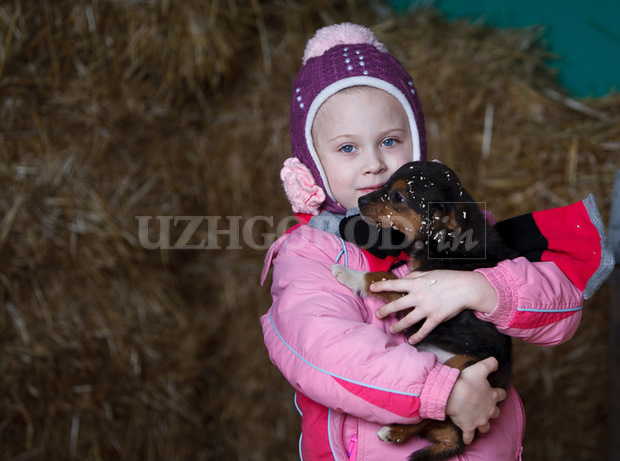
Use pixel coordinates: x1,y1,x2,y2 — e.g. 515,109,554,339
281,23,427,215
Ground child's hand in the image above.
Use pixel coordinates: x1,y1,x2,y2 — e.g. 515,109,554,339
445,357,506,445
372,270,497,344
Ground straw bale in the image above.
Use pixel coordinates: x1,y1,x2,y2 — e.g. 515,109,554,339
1,1,617,460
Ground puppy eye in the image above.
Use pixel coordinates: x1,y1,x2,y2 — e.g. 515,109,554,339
390,191,406,203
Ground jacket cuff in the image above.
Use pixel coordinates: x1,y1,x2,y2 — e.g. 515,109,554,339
474,263,518,328
418,362,460,420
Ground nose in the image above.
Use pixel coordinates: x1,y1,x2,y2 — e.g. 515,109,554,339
363,149,386,175
358,194,370,207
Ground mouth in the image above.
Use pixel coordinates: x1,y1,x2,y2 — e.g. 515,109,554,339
358,184,384,195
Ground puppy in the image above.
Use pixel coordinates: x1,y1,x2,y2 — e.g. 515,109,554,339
331,161,516,461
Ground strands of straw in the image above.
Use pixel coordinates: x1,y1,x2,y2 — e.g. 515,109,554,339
1,1,617,460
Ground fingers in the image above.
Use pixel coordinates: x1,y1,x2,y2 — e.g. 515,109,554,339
465,398,501,444
384,305,424,331
477,356,499,374
369,278,400,295
375,295,413,319
478,422,491,435
449,358,506,445
495,387,507,403
406,319,437,344
462,400,502,445
369,271,429,294
375,271,471,345
378,303,438,345
462,429,476,445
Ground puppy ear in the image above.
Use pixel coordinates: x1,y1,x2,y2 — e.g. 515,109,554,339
430,205,460,231
443,210,460,230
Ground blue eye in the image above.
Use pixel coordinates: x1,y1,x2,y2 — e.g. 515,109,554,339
340,145,356,154
382,138,396,147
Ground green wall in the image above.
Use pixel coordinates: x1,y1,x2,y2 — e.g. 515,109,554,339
392,0,619,98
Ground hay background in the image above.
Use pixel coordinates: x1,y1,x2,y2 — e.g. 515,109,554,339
1,1,618,460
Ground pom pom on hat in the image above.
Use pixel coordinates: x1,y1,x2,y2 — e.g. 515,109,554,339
302,23,388,64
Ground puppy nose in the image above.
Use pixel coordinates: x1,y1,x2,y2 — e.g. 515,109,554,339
358,194,370,207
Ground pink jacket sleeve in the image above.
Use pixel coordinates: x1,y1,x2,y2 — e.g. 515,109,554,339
475,195,614,345
475,258,582,345
261,227,459,425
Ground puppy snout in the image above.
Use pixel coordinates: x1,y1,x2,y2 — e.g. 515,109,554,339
358,194,370,208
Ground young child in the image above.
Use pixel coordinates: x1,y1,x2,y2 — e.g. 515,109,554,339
260,23,613,461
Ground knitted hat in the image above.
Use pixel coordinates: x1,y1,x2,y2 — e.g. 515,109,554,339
282,23,427,215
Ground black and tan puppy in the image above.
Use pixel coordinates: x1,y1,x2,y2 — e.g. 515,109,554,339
331,161,517,461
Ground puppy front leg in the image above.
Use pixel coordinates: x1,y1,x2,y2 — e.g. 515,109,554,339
330,265,401,303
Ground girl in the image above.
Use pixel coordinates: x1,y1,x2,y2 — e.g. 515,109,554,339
260,23,612,461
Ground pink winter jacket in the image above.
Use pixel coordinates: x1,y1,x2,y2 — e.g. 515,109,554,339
260,197,612,461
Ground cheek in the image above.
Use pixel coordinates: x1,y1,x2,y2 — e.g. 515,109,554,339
322,159,345,187
331,168,354,188
387,151,412,173
328,172,357,205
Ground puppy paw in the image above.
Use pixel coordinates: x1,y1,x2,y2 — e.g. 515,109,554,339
377,426,401,443
330,265,368,296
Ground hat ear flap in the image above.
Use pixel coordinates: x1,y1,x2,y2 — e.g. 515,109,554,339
280,158,326,215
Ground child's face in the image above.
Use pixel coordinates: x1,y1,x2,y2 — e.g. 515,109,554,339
312,87,413,210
